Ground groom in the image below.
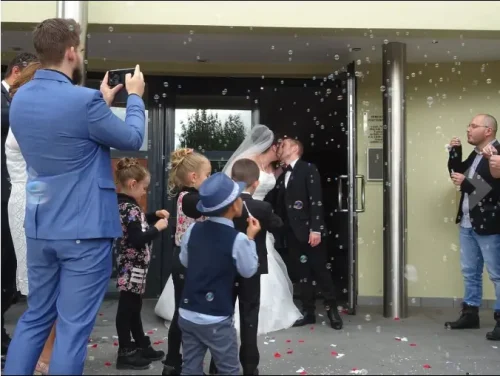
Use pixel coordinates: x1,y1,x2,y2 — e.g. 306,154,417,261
266,137,343,330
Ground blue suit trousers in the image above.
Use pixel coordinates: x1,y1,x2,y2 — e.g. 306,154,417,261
4,238,112,375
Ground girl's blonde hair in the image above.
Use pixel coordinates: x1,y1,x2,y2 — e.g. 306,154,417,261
167,148,209,196
115,157,150,187
9,61,42,98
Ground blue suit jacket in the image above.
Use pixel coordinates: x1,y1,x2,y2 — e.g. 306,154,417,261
9,69,145,240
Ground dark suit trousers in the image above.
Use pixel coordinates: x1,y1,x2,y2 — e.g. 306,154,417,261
287,227,336,312
165,246,185,368
209,273,261,375
1,201,17,343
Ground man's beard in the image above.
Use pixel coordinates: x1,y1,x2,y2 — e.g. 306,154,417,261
72,63,84,86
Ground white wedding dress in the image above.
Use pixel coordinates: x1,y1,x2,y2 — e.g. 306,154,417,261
5,129,29,295
155,170,302,335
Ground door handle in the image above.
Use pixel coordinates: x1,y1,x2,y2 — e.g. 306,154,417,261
355,174,366,213
337,175,348,213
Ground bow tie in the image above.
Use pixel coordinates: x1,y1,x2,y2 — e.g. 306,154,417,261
284,164,293,172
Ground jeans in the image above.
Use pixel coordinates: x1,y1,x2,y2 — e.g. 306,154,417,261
460,227,500,312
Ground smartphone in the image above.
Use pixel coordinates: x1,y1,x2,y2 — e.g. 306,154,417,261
108,68,135,104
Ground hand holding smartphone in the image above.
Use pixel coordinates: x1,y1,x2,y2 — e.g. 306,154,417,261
104,65,145,105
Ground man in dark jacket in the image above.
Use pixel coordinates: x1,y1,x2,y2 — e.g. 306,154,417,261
446,114,500,342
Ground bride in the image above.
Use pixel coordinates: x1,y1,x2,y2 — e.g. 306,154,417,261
155,125,302,335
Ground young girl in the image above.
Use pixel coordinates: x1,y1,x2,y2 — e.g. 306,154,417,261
114,158,170,370
155,148,211,376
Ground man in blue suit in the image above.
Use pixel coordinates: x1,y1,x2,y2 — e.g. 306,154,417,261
4,18,146,375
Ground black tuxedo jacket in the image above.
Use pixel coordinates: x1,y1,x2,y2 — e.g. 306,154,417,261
265,159,325,243
448,141,500,235
1,84,11,203
233,193,283,275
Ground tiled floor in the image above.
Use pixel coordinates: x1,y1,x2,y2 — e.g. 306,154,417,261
4,299,500,375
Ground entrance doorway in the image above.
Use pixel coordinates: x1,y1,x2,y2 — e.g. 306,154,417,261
159,67,362,313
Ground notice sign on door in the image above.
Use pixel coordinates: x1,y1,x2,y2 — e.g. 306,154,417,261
367,114,383,145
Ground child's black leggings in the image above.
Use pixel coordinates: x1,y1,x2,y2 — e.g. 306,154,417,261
164,246,185,368
116,290,145,349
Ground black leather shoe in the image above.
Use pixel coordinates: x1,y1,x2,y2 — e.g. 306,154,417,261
293,312,316,327
486,312,500,341
444,303,480,330
327,308,343,330
162,364,181,375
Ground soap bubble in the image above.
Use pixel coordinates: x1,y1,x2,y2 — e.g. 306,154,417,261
404,264,419,282
205,292,214,302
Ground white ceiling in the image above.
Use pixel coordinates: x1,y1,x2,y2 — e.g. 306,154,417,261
2,30,500,65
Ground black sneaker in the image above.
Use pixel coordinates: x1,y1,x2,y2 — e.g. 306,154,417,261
140,336,165,362
444,302,480,330
116,347,151,370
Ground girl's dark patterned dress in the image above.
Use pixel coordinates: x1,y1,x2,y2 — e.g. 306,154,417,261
115,193,162,295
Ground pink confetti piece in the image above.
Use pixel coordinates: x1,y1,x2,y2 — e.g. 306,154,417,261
300,372,307,375
410,343,417,347
98,313,103,316
310,326,314,331
394,317,400,321
298,339,305,343
274,352,281,358
91,344,97,348
113,342,118,346
423,364,431,369
286,339,292,343
286,349,293,354
104,362,112,367
147,330,155,335
153,340,164,345
395,337,402,341
331,351,338,356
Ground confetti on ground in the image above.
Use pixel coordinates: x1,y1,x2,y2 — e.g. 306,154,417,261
286,349,293,354
394,337,408,342
104,362,112,367
98,313,103,316
349,369,368,375
264,341,269,345
88,344,98,348
112,335,118,339
394,317,400,321
153,340,164,345
286,339,291,343
298,340,305,343
274,352,281,358
310,326,314,331
113,342,118,346
147,330,155,335
423,364,432,369
296,367,305,373
88,356,94,361
410,343,417,347
101,336,108,340
330,344,337,347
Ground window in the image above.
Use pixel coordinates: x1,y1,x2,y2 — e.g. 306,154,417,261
175,108,252,172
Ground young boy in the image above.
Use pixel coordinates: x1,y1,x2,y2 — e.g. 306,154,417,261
178,172,261,376
209,158,283,376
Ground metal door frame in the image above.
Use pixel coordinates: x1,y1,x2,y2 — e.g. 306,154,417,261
337,62,364,314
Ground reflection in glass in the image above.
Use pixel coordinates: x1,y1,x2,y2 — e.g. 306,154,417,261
175,108,252,172
110,107,149,151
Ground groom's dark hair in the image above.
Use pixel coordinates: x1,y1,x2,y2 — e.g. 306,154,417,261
231,159,260,188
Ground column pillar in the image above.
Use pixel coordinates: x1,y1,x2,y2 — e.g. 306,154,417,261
382,42,408,319
56,1,88,85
